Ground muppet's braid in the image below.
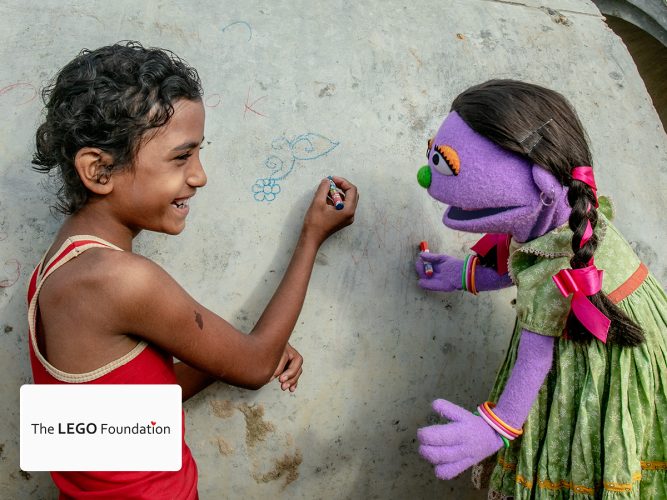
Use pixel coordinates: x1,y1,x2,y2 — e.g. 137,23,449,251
567,179,598,268
565,174,644,346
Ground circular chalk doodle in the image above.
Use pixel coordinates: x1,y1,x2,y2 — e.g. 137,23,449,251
0,259,21,288
205,93,222,108
221,21,253,42
0,82,38,106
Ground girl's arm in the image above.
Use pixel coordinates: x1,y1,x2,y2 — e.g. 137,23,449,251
174,343,303,401
418,330,554,479
114,177,357,390
174,362,216,402
416,253,514,292
175,343,303,401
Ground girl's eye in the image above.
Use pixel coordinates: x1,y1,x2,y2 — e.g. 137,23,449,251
431,145,460,176
175,153,192,161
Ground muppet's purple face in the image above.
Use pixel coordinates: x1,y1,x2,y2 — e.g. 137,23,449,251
417,112,560,241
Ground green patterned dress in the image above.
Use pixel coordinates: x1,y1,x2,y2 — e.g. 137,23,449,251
480,206,667,499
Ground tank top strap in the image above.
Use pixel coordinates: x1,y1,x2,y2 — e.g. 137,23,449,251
28,235,123,306
27,235,149,384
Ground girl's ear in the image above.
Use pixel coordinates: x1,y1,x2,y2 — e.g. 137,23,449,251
74,148,116,195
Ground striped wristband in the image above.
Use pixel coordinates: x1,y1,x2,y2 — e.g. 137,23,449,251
477,401,523,441
461,255,471,291
462,255,479,295
469,255,479,295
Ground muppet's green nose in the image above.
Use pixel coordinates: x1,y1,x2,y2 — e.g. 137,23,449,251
417,165,431,188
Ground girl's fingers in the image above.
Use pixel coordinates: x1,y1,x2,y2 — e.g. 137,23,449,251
329,177,358,207
281,367,303,391
279,365,298,381
314,178,332,204
329,176,351,191
272,350,289,379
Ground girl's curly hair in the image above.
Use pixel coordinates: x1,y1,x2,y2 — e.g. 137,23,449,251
33,41,203,214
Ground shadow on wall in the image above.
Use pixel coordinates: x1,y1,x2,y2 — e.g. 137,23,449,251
605,15,667,130
592,0,667,130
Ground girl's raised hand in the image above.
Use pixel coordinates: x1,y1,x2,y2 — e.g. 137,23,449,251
302,176,358,246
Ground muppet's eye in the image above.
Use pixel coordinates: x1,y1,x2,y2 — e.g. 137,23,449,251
431,145,460,176
426,137,434,159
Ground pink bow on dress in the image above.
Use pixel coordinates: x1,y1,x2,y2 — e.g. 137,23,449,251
552,266,610,342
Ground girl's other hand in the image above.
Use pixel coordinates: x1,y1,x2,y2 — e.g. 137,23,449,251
302,176,358,246
272,343,303,392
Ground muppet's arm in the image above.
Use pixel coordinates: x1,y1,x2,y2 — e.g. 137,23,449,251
490,330,554,428
418,330,554,479
417,252,514,292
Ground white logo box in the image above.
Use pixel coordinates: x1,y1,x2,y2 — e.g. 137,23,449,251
21,385,182,471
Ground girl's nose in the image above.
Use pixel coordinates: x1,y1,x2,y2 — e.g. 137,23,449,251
189,158,207,187
417,165,431,188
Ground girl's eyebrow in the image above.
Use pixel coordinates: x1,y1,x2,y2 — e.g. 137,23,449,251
171,136,205,152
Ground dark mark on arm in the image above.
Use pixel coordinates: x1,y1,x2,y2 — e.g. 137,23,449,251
195,311,204,330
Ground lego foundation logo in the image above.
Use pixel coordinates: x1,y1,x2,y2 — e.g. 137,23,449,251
20,385,181,471
30,421,173,435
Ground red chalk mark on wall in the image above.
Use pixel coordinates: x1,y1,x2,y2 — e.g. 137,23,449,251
0,259,21,288
244,88,267,118
0,82,37,106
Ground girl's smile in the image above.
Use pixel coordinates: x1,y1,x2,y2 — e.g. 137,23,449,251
171,195,194,216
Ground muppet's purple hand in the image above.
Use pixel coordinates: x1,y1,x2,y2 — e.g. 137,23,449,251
418,399,503,480
416,252,514,292
415,252,463,291
418,333,555,480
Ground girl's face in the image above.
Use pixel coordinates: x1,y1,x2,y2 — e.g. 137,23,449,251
111,98,207,235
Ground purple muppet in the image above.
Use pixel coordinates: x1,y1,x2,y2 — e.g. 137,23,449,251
415,80,666,499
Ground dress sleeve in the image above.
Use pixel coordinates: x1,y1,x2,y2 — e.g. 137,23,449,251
513,253,572,337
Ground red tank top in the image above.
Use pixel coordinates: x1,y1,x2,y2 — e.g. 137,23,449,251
27,236,198,500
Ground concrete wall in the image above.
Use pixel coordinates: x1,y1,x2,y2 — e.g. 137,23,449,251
1,1,665,498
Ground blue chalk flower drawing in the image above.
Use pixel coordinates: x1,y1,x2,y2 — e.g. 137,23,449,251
252,133,339,202
252,177,281,202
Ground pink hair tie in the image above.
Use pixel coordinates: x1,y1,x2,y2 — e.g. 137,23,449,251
571,166,599,208
553,265,610,343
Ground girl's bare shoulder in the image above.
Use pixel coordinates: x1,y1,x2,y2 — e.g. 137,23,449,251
40,245,171,310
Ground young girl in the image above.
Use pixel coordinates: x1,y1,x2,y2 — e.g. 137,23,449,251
29,41,358,499
415,80,666,498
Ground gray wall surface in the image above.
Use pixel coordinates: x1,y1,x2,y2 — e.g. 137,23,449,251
1,1,665,499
